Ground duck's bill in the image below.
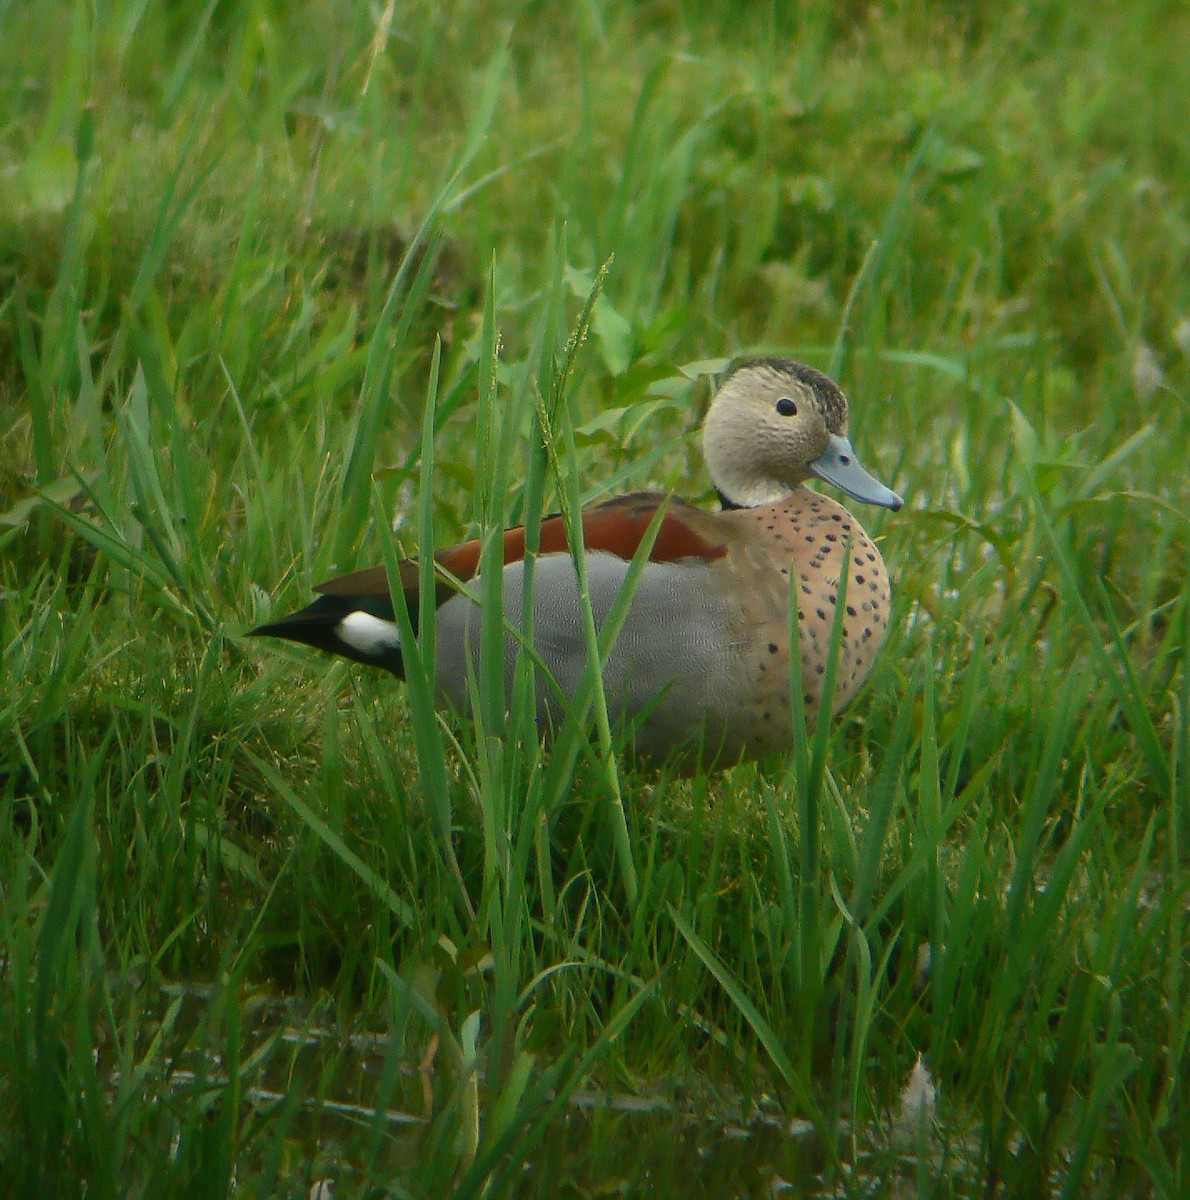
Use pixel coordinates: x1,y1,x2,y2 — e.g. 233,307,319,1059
810,434,904,510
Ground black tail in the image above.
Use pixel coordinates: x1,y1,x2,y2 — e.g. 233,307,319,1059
248,595,404,675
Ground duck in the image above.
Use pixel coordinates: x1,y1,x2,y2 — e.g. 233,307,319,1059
249,357,902,773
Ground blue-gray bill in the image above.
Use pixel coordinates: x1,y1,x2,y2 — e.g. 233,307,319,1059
809,434,903,510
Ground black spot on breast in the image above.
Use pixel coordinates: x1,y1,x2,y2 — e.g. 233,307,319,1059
846,605,856,617
855,575,865,584
768,643,778,654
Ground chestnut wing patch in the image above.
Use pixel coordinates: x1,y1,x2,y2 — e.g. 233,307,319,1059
313,494,724,614
572,496,727,564
497,495,726,567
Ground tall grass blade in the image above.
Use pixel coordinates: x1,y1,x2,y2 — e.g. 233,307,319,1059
243,747,417,929
451,982,655,1200
534,260,641,907
1024,468,1172,796
671,906,820,1122
41,106,94,390
335,220,444,561
850,686,914,921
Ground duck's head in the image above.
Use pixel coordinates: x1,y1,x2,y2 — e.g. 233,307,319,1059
702,357,903,511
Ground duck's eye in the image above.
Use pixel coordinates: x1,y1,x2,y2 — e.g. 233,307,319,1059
775,397,798,417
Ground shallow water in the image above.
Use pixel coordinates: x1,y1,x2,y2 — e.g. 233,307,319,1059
112,979,948,1197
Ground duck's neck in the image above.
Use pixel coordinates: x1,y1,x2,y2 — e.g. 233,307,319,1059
714,476,806,509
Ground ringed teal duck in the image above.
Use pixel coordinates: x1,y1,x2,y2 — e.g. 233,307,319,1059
249,358,902,772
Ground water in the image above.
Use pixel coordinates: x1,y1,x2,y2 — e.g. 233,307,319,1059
104,979,951,1198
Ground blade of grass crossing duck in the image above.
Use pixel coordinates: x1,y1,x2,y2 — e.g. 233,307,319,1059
516,228,581,814
372,472,470,921
509,266,563,925
468,272,544,1080
786,536,853,1015
535,260,642,910
371,344,471,924
474,261,507,741
782,561,816,1000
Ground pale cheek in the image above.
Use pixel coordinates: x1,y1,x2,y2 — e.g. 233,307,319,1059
770,428,817,474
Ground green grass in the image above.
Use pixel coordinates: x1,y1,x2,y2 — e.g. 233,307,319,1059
2,0,1189,1195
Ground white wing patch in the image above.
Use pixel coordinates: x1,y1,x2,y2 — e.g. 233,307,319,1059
336,611,402,658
